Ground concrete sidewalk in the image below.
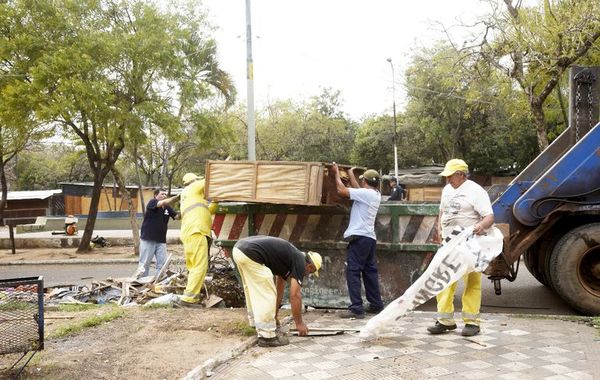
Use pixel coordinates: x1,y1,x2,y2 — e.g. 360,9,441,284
210,310,600,380
0,227,180,249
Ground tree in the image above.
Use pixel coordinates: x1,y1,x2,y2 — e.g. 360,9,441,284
0,0,51,223
226,90,356,164
477,0,600,150
15,144,91,190
402,43,538,174
7,0,235,251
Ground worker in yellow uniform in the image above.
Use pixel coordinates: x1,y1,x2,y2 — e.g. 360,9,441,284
179,172,218,307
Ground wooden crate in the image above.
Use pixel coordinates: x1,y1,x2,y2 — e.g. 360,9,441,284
407,186,442,202
205,161,360,206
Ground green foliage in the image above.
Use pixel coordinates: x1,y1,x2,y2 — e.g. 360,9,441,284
224,89,356,164
1,0,235,248
402,44,539,174
15,144,91,190
479,0,600,149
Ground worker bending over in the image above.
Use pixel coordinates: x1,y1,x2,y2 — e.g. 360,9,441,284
233,235,322,347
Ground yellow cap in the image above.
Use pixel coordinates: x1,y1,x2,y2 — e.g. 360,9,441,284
306,251,322,277
182,173,200,186
439,159,469,177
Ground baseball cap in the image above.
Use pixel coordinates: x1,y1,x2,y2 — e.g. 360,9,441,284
439,159,469,177
182,173,201,186
306,251,322,277
359,169,380,183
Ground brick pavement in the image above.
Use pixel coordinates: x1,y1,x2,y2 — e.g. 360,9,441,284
210,310,599,380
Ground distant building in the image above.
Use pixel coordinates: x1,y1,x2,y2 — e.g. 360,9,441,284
0,190,63,225
58,182,156,216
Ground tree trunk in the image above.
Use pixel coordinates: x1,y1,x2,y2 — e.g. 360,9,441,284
112,167,140,255
77,173,104,252
0,163,7,226
531,102,550,151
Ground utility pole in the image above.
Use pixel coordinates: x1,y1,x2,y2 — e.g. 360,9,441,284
386,58,399,179
245,0,256,161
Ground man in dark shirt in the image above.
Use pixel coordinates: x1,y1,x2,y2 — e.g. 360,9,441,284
233,235,322,347
388,177,406,201
133,188,179,278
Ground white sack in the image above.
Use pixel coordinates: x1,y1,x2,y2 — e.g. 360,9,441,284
144,293,180,307
359,225,503,340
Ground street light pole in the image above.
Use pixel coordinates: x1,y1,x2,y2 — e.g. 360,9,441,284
386,58,399,179
245,0,256,160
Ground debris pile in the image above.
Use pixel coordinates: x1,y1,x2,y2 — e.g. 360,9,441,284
44,251,245,308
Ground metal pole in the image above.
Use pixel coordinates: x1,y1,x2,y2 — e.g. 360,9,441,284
245,0,256,161
386,58,399,178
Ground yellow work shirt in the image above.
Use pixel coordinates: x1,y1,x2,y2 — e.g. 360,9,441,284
180,179,217,240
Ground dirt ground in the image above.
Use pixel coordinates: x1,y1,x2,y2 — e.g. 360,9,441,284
0,244,264,379
0,306,257,380
0,245,162,263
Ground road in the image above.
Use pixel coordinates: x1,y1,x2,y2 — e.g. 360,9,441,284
0,262,578,316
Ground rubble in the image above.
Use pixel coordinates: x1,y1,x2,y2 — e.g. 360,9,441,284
44,250,245,308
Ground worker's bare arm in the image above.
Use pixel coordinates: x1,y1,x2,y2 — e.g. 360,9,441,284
289,278,308,336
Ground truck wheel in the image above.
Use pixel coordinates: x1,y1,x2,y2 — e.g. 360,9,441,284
548,223,600,315
524,248,550,287
524,232,564,289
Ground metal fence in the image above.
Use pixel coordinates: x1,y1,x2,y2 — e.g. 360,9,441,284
0,276,44,355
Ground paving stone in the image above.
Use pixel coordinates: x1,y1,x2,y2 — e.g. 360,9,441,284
209,311,596,379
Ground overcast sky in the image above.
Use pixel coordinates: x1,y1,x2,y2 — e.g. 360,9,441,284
202,0,492,119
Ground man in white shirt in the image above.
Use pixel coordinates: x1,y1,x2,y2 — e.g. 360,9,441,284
331,163,385,319
428,159,495,337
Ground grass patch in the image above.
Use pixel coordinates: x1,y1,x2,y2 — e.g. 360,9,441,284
55,303,100,313
48,309,125,339
143,303,177,310
0,301,35,311
233,322,256,336
593,316,600,335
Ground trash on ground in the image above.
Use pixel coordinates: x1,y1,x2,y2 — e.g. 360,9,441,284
43,251,244,308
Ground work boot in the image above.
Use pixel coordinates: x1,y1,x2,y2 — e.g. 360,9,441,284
461,324,480,337
179,300,204,309
257,335,289,347
339,310,365,319
427,321,457,334
366,306,384,314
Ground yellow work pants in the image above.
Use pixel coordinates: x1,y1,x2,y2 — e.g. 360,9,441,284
232,247,277,338
180,233,209,304
436,271,481,326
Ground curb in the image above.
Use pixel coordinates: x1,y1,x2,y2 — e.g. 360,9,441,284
181,335,258,380
0,258,138,265
181,316,294,380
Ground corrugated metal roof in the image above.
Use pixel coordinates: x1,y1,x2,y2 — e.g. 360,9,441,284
58,182,146,189
1,189,62,201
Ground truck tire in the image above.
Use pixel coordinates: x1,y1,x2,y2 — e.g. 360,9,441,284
548,223,600,315
524,232,564,289
524,248,550,287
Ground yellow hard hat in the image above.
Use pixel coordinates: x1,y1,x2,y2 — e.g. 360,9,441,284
439,159,469,177
182,173,200,186
306,251,322,277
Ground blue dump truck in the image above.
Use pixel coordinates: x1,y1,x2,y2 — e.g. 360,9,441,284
213,66,600,315
486,66,600,315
